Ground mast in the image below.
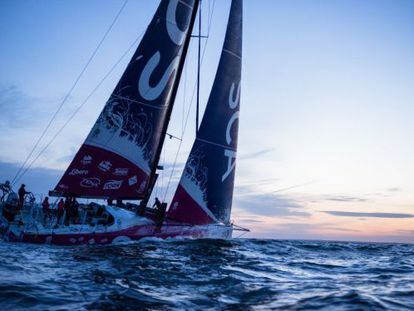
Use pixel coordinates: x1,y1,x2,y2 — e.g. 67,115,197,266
142,0,201,206
196,0,202,134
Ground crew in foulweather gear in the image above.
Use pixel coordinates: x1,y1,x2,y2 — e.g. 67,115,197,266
71,198,80,224
153,197,162,210
18,184,30,210
64,197,72,226
42,197,50,224
56,199,65,226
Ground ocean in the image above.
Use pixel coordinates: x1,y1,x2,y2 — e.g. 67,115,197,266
0,239,413,310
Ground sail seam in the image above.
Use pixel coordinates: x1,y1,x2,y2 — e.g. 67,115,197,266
223,48,241,60
196,137,237,151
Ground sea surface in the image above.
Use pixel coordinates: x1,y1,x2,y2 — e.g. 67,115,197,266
0,239,413,310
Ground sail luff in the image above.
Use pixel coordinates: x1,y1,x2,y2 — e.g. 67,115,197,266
52,0,199,199
142,0,200,204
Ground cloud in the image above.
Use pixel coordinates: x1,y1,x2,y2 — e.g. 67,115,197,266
238,148,274,160
319,226,360,232
0,161,62,197
237,218,264,224
323,211,414,218
0,86,26,126
234,193,310,217
0,85,49,128
324,195,367,202
387,187,401,192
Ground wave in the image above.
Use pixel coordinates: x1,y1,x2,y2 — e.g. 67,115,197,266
0,239,413,310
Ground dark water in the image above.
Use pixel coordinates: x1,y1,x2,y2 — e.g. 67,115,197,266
0,239,413,310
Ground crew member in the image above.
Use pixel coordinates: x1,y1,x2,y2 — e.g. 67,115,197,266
18,184,30,210
42,196,50,224
153,197,162,210
56,198,65,226
71,198,80,224
64,197,72,226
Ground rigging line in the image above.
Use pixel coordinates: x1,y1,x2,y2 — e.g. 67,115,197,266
196,0,202,135
13,30,144,185
11,0,129,186
182,44,187,135
235,181,315,197
162,0,216,202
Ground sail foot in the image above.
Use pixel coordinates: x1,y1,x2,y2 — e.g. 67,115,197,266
167,184,216,225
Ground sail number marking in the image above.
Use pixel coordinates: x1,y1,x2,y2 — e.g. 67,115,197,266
138,0,190,101
222,82,240,182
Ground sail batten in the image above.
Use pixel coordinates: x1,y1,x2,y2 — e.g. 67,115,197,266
53,0,199,199
167,0,243,225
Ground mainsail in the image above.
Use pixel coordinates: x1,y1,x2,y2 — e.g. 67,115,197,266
53,0,199,199
167,0,242,224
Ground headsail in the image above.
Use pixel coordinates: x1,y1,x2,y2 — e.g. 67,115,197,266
53,0,199,199
167,0,242,224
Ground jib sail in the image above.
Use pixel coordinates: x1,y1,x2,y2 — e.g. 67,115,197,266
52,0,199,199
167,0,242,224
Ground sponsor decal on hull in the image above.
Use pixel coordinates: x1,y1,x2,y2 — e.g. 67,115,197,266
113,168,129,176
103,180,123,190
81,155,92,165
128,175,138,186
68,169,88,176
80,178,101,188
98,161,112,172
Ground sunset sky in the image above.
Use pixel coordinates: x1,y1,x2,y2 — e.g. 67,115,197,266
1,0,413,242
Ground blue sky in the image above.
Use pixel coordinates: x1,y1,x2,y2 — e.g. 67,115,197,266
1,0,414,242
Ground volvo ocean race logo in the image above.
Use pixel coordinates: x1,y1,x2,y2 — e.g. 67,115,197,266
81,155,92,165
68,169,88,176
98,161,112,172
113,168,129,176
80,178,101,188
103,180,123,190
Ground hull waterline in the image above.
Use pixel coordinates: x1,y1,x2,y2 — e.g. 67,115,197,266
1,222,233,246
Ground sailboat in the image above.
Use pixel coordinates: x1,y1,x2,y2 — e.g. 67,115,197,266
0,0,245,245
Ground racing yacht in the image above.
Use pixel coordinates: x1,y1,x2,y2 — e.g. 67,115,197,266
0,0,245,245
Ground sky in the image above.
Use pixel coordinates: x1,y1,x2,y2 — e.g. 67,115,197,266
1,0,414,243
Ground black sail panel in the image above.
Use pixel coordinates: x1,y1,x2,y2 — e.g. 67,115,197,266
168,0,243,224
